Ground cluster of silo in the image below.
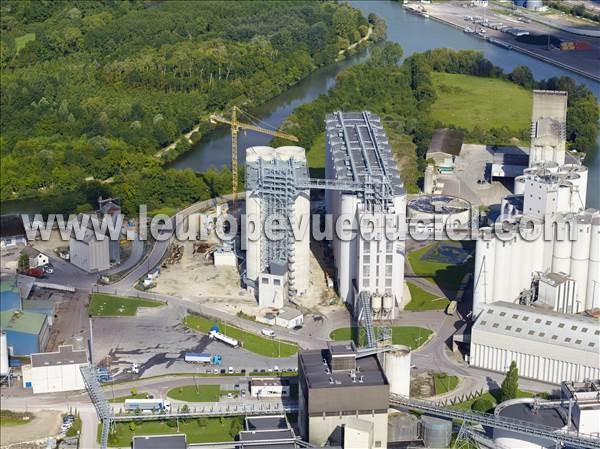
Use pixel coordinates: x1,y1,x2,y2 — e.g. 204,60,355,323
371,293,394,320
244,146,310,300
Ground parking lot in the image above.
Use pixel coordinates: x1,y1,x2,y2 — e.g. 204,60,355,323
92,302,297,379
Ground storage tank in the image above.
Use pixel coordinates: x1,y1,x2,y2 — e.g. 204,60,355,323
571,212,592,309
552,220,573,274
474,228,496,314
421,416,452,448
514,175,526,195
383,345,411,398
587,213,600,310
556,181,573,213
371,293,382,316
510,234,524,300
560,164,588,210
382,293,393,316
338,194,358,303
388,412,419,443
494,233,513,302
494,399,568,449
0,332,9,377
533,161,559,173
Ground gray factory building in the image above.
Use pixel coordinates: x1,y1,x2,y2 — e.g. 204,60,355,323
298,341,389,448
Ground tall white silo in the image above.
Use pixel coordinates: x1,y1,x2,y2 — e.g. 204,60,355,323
513,176,526,195
571,212,592,309
586,213,600,310
383,345,411,398
494,236,512,303
556,181,573,214
510,234,524,301
474,228,496,313
552,219,573,275
0,332,9,377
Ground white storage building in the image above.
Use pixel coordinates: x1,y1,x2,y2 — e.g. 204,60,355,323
69,215,110,273
22,345,88,394
250,377,290,398
470,302,600,384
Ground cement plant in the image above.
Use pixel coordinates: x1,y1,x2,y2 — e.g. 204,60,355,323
1,2,599,449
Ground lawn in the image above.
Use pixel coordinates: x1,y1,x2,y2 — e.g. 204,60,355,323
329,326,432,350
0,410,34,426
452,389,549,412
15,33,36,53
88,293,163,316
167,385,220,402
407,242,473,294
306,132,326,177
430,72,532,140
101,416,242,446
405,282,449,311
108,392,150,403
184,315,298,358
433,372,459,395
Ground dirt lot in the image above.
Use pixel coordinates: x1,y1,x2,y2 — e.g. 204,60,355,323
0,410,62,446
151,236,335,317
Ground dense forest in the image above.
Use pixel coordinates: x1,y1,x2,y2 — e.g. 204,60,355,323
275,46,598,193
0,0,377,210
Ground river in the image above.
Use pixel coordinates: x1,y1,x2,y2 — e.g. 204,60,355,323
2,1,598,215
170,0,599,209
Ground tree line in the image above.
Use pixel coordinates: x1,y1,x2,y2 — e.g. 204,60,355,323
1,1,375,210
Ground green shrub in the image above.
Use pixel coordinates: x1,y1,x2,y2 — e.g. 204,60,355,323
471,398,494,413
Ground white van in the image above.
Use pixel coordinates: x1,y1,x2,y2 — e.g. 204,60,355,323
261,329,275,337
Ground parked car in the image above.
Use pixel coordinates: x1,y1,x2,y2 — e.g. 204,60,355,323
261,329,275,337
241,389,246,397
228,366,234,374
227,393,233,399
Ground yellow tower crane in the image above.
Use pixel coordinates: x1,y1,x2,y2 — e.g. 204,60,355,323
209,106,298,198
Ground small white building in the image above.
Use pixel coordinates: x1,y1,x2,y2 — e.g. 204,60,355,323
21,247,49,268
561,380,600,437
258,262,288,309
213,245,237,267
275,308,304,329
250,377,290,398
22,345,88,394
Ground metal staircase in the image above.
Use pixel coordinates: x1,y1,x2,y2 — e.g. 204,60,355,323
80,365,113,449
357,291,376,348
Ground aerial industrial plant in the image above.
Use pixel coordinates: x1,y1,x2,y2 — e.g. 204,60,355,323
1,1,600,446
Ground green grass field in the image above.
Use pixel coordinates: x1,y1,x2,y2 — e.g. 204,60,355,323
405,282,449,311
0,410,34,426
167,385,220,402
88,294,163,316
407,243,473,294
15,33,36,53
430,72,532,139
101,416,242,446
433,372,459,395
329,326,432,350
451,389,546,412
108,392,150,403
184,315,298,358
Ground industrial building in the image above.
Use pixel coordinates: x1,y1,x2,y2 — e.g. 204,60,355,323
69,214,111,273
469,302,600,384
238,416,296,449
244,145,311,306
493,380,600,448
529,90,568,167
425,128,464,173
0,309,49,355
325,112,406,318
297,341,390,448
132,435,187,449
473,168,597,314
0,214,27,250
98,197,122,264
22,345,88,394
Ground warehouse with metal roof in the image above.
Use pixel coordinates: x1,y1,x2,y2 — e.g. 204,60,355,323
469,301,599,384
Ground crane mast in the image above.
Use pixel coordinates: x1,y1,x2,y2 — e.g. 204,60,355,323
209,106,298,198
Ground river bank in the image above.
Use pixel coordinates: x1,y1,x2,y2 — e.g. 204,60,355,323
403,1,600,82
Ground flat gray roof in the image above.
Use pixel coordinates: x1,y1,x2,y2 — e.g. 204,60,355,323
251,378,289,387
239,429,295,442
132,434,186,449
245,415,289,431
326,111,404,196
31,345,88,368
299,349,388,389
475,302,599,354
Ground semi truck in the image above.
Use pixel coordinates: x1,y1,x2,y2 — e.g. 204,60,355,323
208,326,239,347
124,398,171,413
184,352,222,365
